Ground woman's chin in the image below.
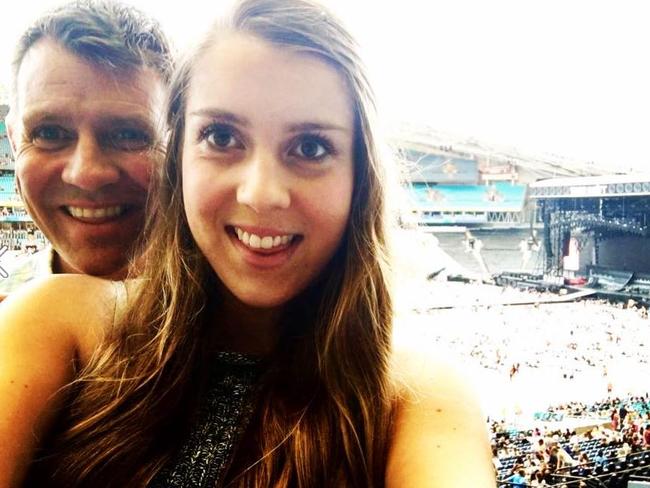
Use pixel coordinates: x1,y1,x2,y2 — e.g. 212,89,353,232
226,287,296,312
236,294,291,311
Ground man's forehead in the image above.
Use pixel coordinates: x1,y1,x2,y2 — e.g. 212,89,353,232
14,38,166,118
17,38,150,80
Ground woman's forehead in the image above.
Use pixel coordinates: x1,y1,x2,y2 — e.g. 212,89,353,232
185,33,353,129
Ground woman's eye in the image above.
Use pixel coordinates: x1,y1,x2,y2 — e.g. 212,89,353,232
31,125,74,150
106,128,151,151
290,136,330,160
203,125,242,150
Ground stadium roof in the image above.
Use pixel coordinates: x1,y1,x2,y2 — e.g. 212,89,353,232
529,174,650,199
391,122,607,180
402,150,479,184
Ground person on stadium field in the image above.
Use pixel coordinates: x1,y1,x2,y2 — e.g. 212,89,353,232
0,0,494,486
0,0,173,299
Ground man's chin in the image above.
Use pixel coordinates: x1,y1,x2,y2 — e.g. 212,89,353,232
54,250,130,280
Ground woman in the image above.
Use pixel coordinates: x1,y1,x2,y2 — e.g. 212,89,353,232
0,0,493,486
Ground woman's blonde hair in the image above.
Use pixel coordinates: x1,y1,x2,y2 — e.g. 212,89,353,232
30,1,395,486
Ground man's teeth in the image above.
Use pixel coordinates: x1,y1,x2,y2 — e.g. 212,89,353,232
235,227,294,250
67,206,125,219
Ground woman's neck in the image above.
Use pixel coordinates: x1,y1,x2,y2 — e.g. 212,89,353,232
212,292,283,356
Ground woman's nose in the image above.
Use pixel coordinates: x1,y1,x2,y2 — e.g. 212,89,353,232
236,155,291,212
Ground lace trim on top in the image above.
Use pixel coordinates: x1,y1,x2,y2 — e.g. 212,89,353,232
148,351,263,488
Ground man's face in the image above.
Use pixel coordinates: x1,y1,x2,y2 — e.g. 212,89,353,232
7,39,166,278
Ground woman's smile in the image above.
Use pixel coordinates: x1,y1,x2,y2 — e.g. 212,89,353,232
227,224,302,269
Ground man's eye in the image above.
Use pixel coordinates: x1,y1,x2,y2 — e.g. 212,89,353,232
290,135,330,161
31,126,74,150
202,124,242,150
107,128,151,151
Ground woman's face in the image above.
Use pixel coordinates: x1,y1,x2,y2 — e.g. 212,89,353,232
182,33,355,309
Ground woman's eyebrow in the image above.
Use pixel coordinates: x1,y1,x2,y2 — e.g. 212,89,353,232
285,121,350,133
188,108,251,127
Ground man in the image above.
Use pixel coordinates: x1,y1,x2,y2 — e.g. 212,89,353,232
1,0,172,296
506,468,528,488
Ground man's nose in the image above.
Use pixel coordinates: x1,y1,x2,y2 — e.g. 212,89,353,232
61,133,120,191
236,155,291,213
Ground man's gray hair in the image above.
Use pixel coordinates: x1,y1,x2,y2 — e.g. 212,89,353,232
12,0,173,91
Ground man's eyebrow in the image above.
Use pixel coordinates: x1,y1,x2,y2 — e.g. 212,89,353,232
21,111,73,127
98,116,156,130
188,109,251,127
285,121,350,133
20,111,156,130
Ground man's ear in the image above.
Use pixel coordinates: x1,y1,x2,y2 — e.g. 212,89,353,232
5,108,18,157
5,110,23,197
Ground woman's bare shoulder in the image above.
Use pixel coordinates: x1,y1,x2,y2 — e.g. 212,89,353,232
0,275,119,361
389,340,484,419
385,333,495,487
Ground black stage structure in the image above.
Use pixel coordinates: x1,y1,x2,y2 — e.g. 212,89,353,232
496,174,650,305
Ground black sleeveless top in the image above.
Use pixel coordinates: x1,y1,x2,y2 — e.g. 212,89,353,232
149,351,263,488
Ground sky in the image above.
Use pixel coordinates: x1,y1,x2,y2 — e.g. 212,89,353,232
1,0,649,172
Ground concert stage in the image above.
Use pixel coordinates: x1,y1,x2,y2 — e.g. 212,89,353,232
495,174,650,304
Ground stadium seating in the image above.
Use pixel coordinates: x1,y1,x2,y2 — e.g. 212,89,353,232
407,182,527,212
0,174,21,208
494,395,650,486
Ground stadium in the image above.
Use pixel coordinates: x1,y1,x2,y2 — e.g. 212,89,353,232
386,124,650,487
2,112,650,487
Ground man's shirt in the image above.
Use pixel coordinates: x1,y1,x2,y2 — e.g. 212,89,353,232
508,473,528,487
0,246,54,294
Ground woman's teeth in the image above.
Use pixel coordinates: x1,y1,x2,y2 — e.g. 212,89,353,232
235,227,294,250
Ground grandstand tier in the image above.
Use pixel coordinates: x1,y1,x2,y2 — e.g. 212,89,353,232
0,107,36,250
0,121,13,170
407,182,527,225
